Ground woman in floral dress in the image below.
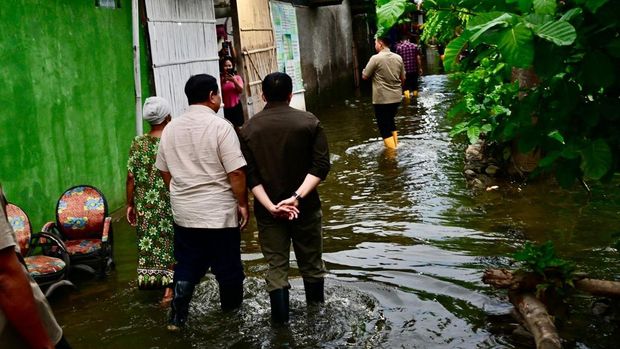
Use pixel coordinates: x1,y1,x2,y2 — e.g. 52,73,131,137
126,96,175,304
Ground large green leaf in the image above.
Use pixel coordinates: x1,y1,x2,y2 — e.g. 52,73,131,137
447,101,467,119
449,121,469,136
468,13,514,43
467,126,481,144
524,13,552,28
585,0,608,13
506,0,533,13
580,139,612,180
376,0,394,7
498,22,534,67
517,0,534,13
467,12,509,29
533,0,557,15
443,31,472,72
559,8,583,22
534,20,577,46
539,151,561,168
376,0,408,37
561,145,580,160
548,130,565,144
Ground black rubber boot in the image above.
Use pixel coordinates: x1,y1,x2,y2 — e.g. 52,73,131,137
168,281,196,331
269,288,290,324
219,282,243,311
303,279,324,304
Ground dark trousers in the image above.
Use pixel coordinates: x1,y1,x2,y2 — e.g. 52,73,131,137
373,103,400,139
173,224,245,287
403,71,419,92
257,208,326,292
224,103,244,127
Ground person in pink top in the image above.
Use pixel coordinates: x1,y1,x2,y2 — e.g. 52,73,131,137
220,56,245,129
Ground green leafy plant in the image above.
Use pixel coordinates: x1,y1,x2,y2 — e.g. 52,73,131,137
375,1,620,188
420,0,618,188
448,55,520,144
420,8,470,45
513,241,576,296
375,0,411,37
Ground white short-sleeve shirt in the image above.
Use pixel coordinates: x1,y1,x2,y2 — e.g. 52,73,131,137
156,105,247,228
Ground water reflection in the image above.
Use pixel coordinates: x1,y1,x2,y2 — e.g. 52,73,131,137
51,75,620,348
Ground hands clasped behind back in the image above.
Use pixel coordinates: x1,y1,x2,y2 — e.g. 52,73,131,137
272,197,299,220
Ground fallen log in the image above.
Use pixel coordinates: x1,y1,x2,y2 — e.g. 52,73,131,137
509,292,562,349
482,269,542,290
574,278,620,298
483,269,620,298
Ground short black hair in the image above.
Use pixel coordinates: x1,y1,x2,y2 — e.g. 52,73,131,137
377,36,391,47
185,74,219,105
262,72,292,102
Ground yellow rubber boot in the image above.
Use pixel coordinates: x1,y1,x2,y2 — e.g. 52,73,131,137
383,136,397,149
404,90,410,99
392,131,398,147
413,90,418,97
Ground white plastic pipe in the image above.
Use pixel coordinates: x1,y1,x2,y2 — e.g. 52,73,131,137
132,0,143,135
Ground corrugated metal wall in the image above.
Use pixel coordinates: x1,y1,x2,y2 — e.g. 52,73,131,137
145,0,219,118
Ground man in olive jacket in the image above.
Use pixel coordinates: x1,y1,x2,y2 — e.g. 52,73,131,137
240,72,330,324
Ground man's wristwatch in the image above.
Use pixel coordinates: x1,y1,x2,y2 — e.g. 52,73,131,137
292,192,302,201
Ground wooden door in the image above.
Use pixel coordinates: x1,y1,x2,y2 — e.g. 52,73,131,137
231,0,277,118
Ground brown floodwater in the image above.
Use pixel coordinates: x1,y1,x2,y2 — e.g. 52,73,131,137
51,75,620,348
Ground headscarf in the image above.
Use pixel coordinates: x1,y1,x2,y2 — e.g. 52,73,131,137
142,96,171,125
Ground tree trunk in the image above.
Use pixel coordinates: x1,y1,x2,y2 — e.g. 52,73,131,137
483,269,620,298
574,278,620,298
482,269,542,290
509,292,562,349
509,67,541,176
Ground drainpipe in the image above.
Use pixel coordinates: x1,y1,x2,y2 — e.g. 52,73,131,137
132,0,143,136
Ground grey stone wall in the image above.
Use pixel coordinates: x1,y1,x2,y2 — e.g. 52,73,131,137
294,0,354,110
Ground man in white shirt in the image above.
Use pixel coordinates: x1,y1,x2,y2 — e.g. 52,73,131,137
156,74,249,331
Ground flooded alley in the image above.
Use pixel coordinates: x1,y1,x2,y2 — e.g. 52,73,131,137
51,75,620,348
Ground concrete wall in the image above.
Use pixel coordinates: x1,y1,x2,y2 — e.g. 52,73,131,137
0,1,138,228
294,0,354,110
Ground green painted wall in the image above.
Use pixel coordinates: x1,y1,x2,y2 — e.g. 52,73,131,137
0,1,141,228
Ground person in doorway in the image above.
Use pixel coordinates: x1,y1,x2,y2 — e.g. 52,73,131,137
240,72,331,324
126,96,175,305
395,33,423,98
156,74,249,331
0,185,71,349
220,56,245,130
362,36,405,150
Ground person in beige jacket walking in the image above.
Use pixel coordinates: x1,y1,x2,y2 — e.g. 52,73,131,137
362,36,405,149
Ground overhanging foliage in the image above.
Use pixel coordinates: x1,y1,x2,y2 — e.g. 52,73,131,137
376,0,620,187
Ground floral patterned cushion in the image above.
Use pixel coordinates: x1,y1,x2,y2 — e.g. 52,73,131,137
57,186,107,240
24,255,66,276
5,204,31,253
65,239,102,255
